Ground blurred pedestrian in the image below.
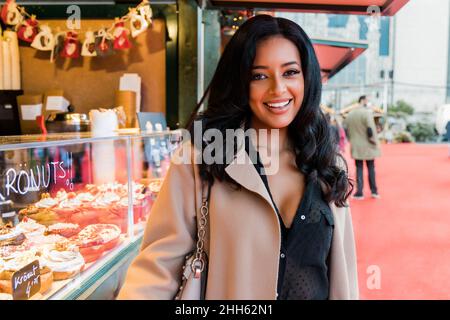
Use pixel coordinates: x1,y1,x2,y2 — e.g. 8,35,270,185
445,121,450,157
334,117,347,153
344,95,381,199
328,115,347,154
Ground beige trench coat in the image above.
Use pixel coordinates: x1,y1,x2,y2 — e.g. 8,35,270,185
118,141,359,300
344,106,381,160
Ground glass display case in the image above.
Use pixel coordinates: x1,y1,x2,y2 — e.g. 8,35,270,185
0,131,181,300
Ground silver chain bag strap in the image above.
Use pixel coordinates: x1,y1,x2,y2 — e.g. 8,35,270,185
174,182,211,300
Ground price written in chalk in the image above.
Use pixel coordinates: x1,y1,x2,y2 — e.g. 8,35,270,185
11,260,41,300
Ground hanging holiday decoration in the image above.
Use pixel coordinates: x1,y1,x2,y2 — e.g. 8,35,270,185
81,30,97,57
94,28,115,57
129,8,149,38
30,25,54,51
1,0,22,26
60,31,80,59
139,0,153,25
51,32,66,61
113,20,132,50
17,16,39,43
0,0,154,61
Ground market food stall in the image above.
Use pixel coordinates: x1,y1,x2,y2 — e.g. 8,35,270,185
0,131,180,300
0,0,411,300
0,0,182,300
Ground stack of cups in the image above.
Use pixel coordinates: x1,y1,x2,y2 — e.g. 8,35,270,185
89,109,119,185
115,90,137,128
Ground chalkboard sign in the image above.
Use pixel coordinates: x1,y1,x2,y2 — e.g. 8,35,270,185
11,260,41,300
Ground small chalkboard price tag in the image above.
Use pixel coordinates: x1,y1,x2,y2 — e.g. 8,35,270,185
11,260,41,300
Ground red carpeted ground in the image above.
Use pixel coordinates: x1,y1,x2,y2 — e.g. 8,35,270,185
345,143,450,299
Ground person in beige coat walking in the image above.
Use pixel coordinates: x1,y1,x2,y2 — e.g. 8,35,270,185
118,15,359,300
343,96,381,200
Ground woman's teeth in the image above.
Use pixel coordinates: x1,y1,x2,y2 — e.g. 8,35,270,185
264,99,292,108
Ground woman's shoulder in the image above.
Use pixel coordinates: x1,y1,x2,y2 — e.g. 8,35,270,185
167,140,204,184
170,140,200,166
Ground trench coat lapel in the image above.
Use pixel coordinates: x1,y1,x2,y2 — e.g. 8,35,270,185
224,140,277,213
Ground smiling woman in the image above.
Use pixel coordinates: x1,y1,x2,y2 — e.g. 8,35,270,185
118,15,359,301
249,36,305,129
187,14,351,208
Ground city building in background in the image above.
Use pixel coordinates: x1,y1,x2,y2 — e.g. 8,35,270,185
276,10,393,112
392,0,450,114
277,0,450,119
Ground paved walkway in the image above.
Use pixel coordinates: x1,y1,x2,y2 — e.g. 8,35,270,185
345,143,450,299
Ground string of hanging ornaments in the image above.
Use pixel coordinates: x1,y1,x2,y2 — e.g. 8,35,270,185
0,0,153,61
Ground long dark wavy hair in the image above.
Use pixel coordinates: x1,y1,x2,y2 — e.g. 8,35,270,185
187,14,352,207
